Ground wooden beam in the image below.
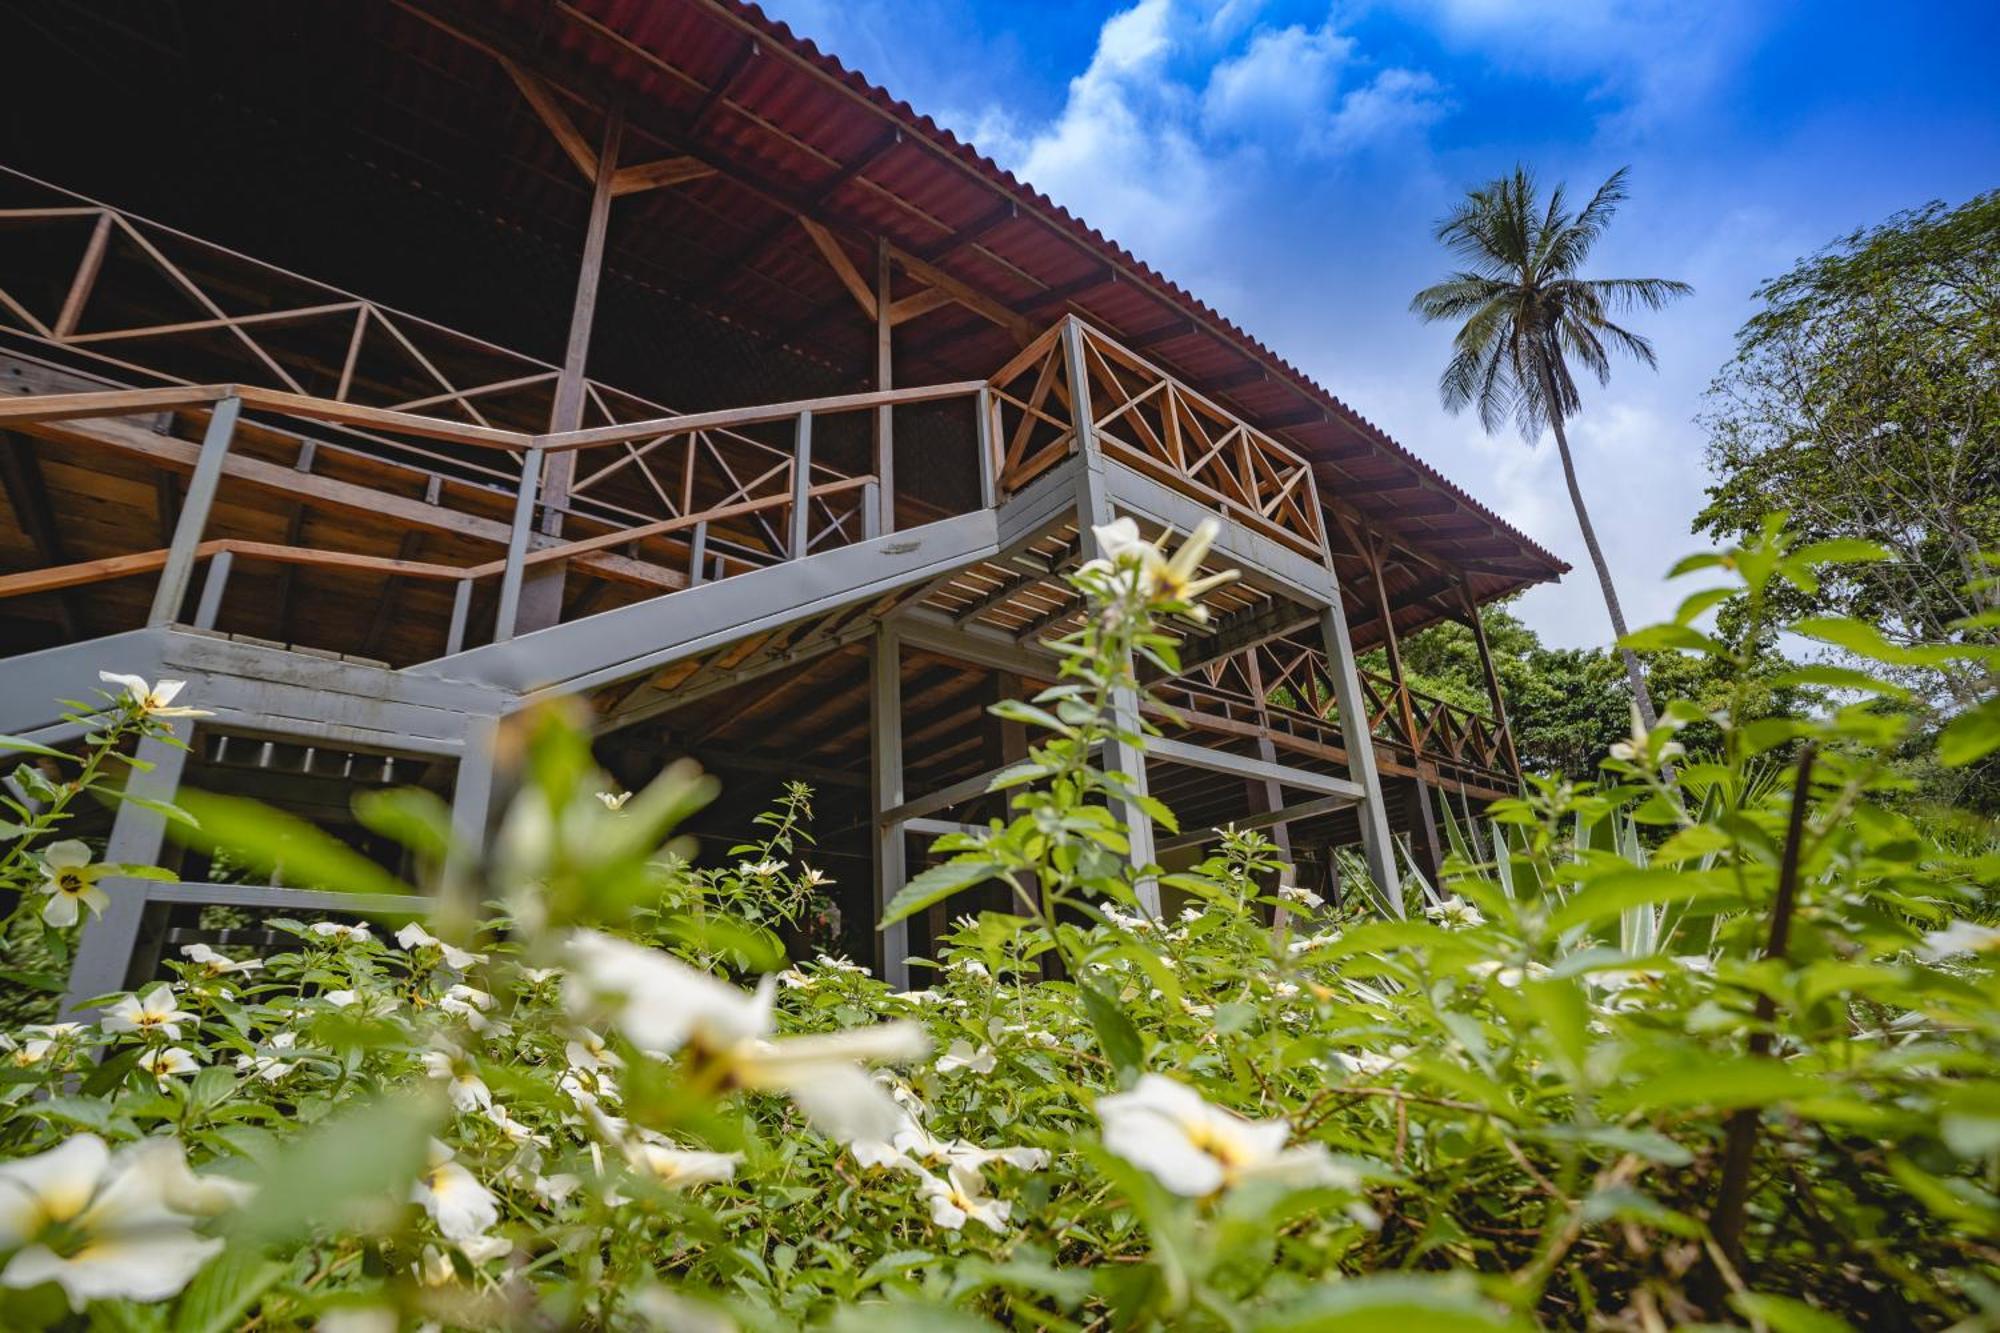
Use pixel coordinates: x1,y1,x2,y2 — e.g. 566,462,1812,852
609,155,717,197
0,384,230,426
887,246,1037,345
0,434,83,634
886,286,956,327
499,57,599,181
798,217,878,322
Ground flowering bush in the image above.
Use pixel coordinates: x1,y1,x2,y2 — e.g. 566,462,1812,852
0,519,1995,1330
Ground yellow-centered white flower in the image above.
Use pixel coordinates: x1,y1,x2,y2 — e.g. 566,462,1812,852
1097,1073,1352,1197
0,1135,242,1309
917,1163,1012,1233
410,1140,498,1241
97,672,211,718
101,987,195,1042
1082,517,1240,622
563,929,927,1144
37,841,107,928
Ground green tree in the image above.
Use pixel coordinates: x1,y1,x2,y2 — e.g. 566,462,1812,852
1698,191,2000,712
1413,166,1691,730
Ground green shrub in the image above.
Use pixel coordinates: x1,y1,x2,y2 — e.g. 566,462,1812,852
0,518,1995,1330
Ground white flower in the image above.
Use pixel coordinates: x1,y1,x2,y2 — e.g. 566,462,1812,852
564,929,927,1144
531,1173,580,1207
457,1232,512,1266
411,1141,498,1241
97,672,211,719
234,1031,297,1083
179,942,261,976
137,1047,198,1083
518,966,561,985
440,984,498,1031
566,1028,621,1073
917,1164,1012,1233
309,921,373,945
1278,883,1324,910
625,1142,740,1189
37,840,108,928
736,859,784,878
1000,1023,1059,1048
936,1040,996,1076
1082,518,1238,621
1329,1048,1401,1078
322,989,357,1008
776,968,816,990
421,1043,492,1113
813,954,868,975
800,866,834,888
0,1135,224,1309
101,987,195,1041
893,989,943,1005
1424,897,1486,929
485,1104,550,1149
1920,920,2000,961
1,1034,54,1068
1097,1074,1350,1197
395,922,486,970
595,790,633,811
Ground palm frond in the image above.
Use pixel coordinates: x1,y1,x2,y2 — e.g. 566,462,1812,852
1581,276,1696,313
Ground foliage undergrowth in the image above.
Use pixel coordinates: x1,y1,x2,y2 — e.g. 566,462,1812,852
0,518,1996,1331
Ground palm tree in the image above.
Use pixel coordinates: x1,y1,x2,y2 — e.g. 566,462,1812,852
1412,166,1690,729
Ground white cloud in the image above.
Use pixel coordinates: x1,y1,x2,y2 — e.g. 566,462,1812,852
951,2,1445,273
1388,0,1765,135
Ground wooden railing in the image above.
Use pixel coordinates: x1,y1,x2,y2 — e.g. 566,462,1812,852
1161,635,1518,783
0,378,1002,656
0,167,849,544
986,318,1327,557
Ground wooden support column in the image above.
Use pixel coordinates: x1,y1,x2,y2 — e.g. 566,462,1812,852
1240,652,1295,914
518,105,624,633
63,734,191,1015
0,432,84,638
870,623,910,988
493,446,544,642
1364,534,1423,762
1461,579,1522,777
148,395,239,627
873,238,895,537
1062,317,1160,912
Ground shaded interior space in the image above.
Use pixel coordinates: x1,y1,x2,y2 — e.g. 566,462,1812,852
120,728,457,986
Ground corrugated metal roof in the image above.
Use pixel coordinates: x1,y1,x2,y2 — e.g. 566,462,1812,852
531,0,1567,598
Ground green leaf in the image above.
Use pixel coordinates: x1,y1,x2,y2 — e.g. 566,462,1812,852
1618,623,1723,654
1612,1060,1822,1113
1549,868,1738,932
1792,617,1960,667
880,858,1008,927
1252,1274,1528,1331
1729,1294,1858,1333
827,1306,999,1333
228,1090,439,1244
1789,538,1892,567
170,790,415,899
108,792,199,827
1078,983,1144,1077
0,733,75,761
1770,665,1912,699
173,1247,285,1333
351,786,454,864
1938,697,2000,767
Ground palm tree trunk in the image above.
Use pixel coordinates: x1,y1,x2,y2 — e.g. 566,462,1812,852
1546,410,1659,730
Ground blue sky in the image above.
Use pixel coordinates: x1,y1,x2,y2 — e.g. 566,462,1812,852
765,0,2000,648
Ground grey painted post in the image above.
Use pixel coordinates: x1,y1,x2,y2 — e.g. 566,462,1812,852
789,411,812,561
1318,600,1401,914
493,446,544,642
974,386,997,510
442,715,499,918
191,549,233,630
148,394,240,626
62,733,191,1014
1061,318,1160,911
445,577,473,655
861,482,881,541
687,521,709,587
870,624,910,988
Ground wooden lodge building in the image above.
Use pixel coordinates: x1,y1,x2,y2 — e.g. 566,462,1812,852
0,1,1565,999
